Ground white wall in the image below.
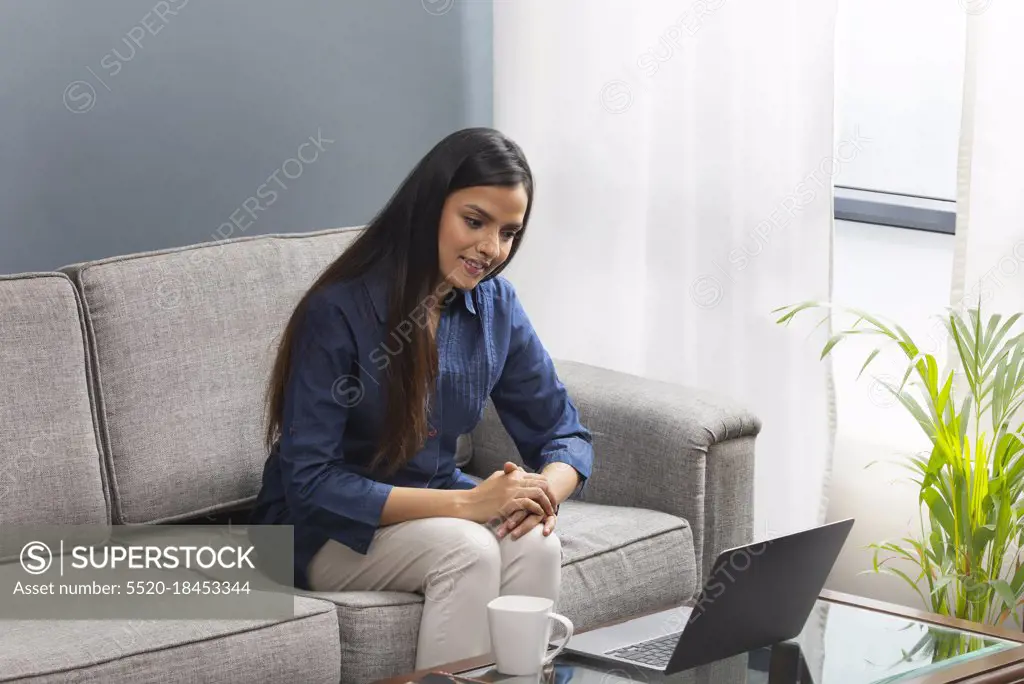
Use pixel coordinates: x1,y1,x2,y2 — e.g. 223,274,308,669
825,220,955,608
834,0,965,200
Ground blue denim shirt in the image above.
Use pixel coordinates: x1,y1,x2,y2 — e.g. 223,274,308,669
250,265,594,590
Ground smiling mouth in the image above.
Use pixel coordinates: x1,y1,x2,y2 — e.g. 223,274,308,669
460,257,489,275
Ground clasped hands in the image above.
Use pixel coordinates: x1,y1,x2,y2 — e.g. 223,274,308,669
468,461,559,540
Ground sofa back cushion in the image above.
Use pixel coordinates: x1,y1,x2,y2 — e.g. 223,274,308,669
0,273,109,537
60,227,361,523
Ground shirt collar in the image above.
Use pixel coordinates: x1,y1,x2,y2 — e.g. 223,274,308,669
460,288,478,315
363,266,477,323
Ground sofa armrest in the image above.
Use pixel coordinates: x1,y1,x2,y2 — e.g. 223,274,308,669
468,359,761,586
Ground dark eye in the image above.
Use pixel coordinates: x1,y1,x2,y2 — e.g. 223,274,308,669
501,230,517,242
464,216,484,229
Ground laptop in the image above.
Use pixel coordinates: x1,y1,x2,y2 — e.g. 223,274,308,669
565,518,854,674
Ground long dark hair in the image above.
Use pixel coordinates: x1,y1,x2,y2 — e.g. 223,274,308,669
263,127,534,477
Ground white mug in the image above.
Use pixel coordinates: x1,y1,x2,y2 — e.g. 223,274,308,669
486,595,574,676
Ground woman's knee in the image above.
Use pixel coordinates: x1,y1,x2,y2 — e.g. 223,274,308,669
502,525,562,566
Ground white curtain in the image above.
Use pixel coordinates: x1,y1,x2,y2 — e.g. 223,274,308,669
951,2,1024,315
494,0,840,544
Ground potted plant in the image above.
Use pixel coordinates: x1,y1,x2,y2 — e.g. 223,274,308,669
774,302,1024,642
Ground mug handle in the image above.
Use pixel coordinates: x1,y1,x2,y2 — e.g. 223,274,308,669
543,612,575,665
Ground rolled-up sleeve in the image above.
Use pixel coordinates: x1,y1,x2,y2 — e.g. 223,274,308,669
490,284,594,494
279,293,393,545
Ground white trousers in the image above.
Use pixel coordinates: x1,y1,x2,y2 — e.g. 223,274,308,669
306,517,562,670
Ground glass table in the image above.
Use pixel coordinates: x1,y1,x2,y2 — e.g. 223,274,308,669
379,591,1024,684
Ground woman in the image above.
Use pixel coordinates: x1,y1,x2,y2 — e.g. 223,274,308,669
250,127,594,669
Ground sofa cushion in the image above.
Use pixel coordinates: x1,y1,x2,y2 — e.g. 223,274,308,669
455,433,473,468
0,273,108,555
556,501,697,631
59,227,362,524
0,594,340,683
304,502,696,681
302,591,423,683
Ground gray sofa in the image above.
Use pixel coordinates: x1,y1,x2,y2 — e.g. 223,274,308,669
0,226,759,683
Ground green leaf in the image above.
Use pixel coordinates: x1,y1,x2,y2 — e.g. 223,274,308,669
989,579,1018,612
772,301,828,325
989,313,1022,354
857,348,883,381
820,333,845,360
923,489,956,538
879,542,917,562
893,322,919,356
930,573,956,596
894,391,940,443
930,528,945,565
878,566,930,609
846,307,899,340
935,371,955,423
1009,562,1024,594
903,536,939,567
972,524,996,559
947,316,979,397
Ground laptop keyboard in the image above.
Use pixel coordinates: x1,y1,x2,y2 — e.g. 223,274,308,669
605,631,683,668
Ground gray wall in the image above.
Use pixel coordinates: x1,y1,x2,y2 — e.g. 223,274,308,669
0,0,492,275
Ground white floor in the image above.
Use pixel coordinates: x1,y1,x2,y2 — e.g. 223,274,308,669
824,219,955,607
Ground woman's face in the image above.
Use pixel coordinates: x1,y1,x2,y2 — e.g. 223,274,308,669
437,184,528,290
